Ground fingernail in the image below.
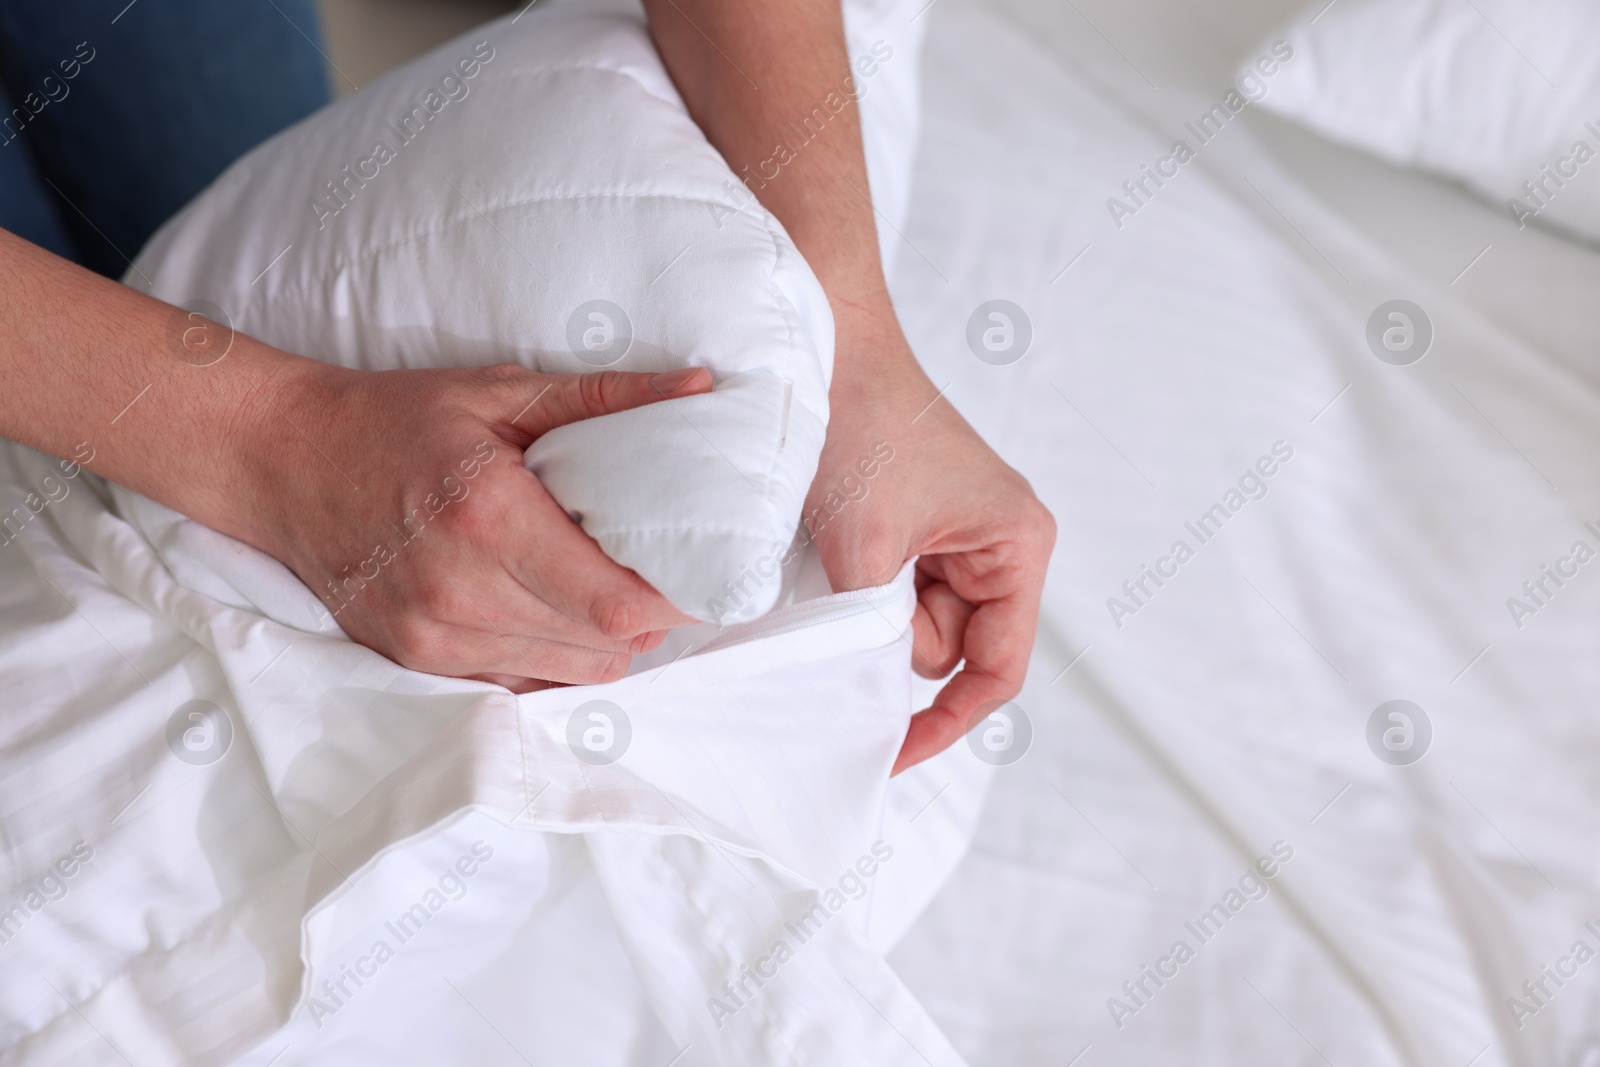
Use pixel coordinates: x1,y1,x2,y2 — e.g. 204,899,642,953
649,367,703,395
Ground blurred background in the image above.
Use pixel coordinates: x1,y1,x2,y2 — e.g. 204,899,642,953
318,0,517,94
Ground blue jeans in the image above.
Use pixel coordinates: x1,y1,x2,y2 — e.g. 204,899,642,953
0,0,330,276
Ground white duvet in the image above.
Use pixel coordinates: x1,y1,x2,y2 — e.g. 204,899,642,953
0,420,981,1065
6,0,1600,1065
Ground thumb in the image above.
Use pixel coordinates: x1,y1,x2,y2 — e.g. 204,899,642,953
509,366,712,438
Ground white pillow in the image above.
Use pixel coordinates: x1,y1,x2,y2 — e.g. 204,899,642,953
125,0,922,626
1250,0,1600,244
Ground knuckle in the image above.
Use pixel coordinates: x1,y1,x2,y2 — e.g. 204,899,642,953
576,371,628,418
830,519,903,589
404,574,476,626
920,650,961,680
589,653,631,684
565,650,630,685
590,590,646,639
453,364,530,411
385,616,438,667
415,581,460,620
435,492,492,541
481,362,529,386
1028,501,1057,550
859,522,903,566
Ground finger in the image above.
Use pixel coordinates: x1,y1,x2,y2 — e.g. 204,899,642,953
427,626,635,685
345,572,650,682
470,672,559,694
427,568,663,656
891,671,1007,776
892,588,1038,775
634,629,669,654
512,367,712,438
505,469,699,636
477,631,636,685
909,577,973,679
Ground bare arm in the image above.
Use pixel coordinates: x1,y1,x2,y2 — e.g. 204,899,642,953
641,0,888,319
0,227,708,685
645,0,1056,772
0,225,300,536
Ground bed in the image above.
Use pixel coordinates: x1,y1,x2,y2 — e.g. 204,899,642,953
3,0,1599,1063
886,2,1600,1065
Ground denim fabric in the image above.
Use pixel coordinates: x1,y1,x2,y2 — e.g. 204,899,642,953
0,0,330,275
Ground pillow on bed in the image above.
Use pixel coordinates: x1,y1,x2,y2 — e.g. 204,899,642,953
1250,0,1600,244
125,0,921,626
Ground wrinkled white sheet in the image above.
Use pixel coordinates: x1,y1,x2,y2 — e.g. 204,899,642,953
7,0,1600,1064
886,1,1600,1065
1,0,984,1063
117,0,925,628
0,429,980,1066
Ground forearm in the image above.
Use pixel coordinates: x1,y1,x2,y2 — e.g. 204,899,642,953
0,227,308,546
643,0,897,335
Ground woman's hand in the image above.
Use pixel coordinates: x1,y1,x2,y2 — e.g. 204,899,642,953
806,309,1056,774
0,228,707,689
643,0,1056,773
247,360,712,689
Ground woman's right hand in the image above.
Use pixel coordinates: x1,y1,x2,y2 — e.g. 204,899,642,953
238,358,712,689
0,230,704,689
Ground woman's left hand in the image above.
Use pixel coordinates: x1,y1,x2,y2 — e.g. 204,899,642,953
804,306,1056,774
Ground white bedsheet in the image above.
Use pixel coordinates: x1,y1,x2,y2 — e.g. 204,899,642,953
0,432,980,1066
5,0,1600,1064
886,1,1600,1065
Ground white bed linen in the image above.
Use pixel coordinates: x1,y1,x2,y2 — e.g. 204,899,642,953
884,1,1600,1065
0,436,973,1065
6,0,1600,1065
116,0,925,627
0,0,974,1062
1252,0,1600,245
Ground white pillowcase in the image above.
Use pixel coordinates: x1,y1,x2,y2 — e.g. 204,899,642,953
124,0,923,627
1251,0,1600,244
